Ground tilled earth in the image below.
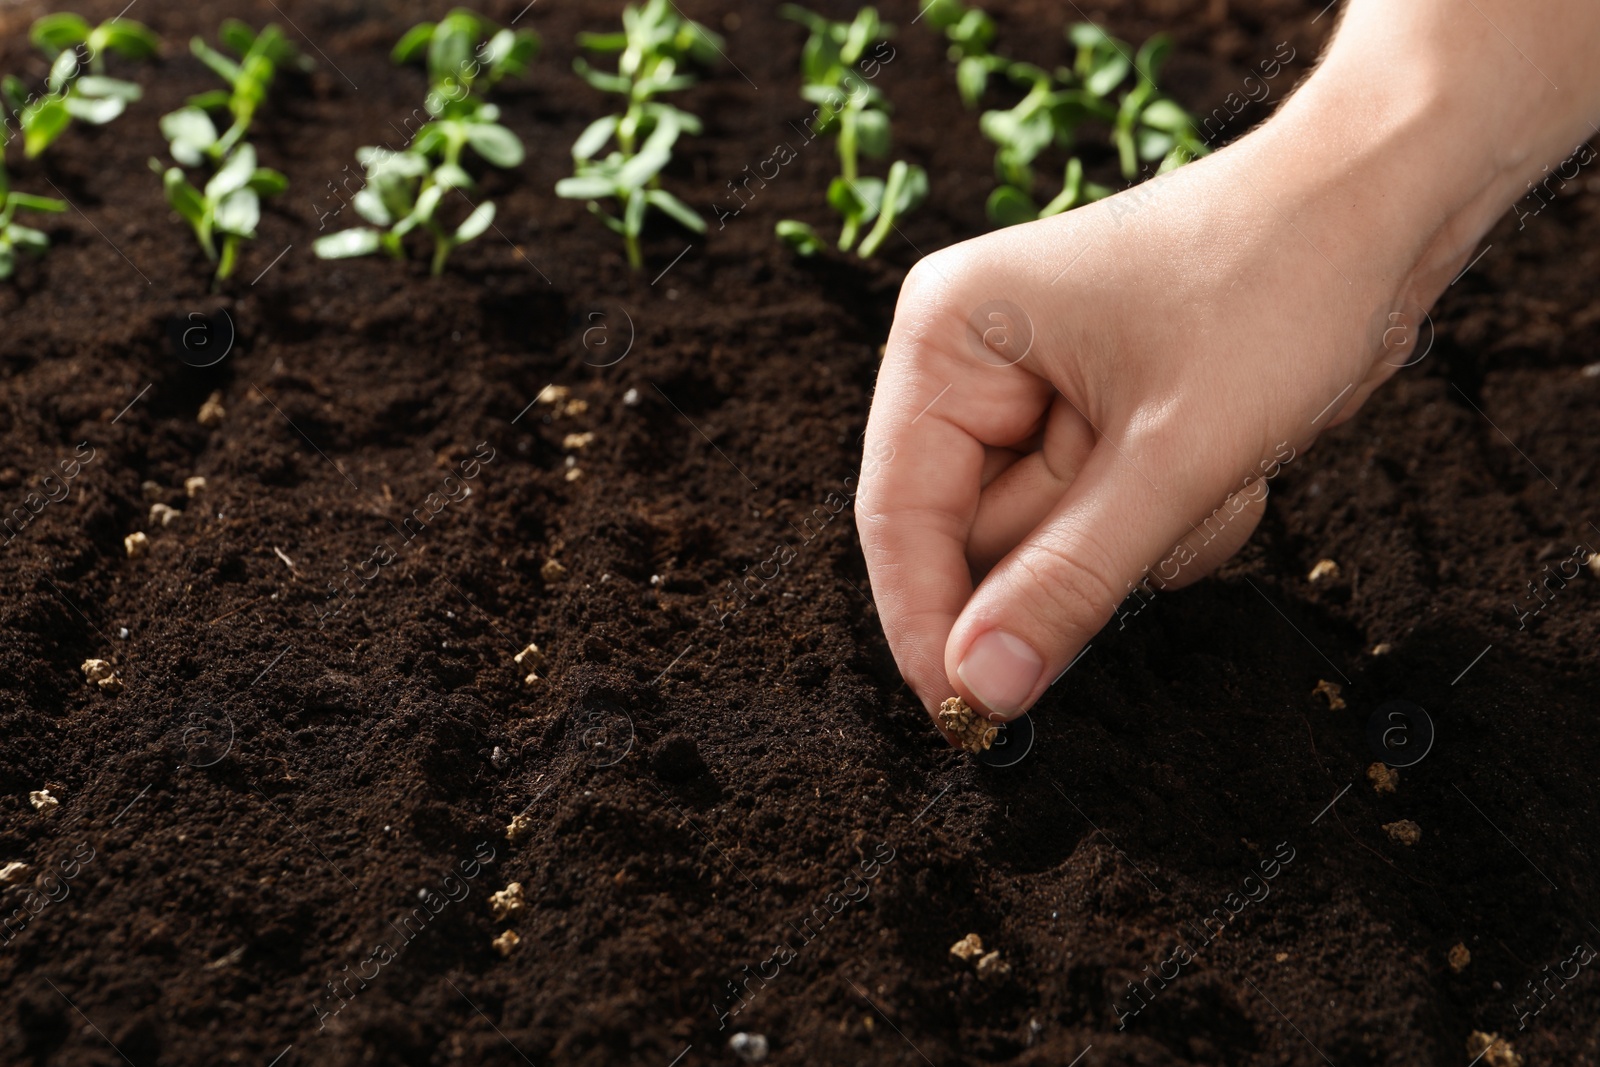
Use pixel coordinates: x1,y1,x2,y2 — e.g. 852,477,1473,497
1,0,1598,1064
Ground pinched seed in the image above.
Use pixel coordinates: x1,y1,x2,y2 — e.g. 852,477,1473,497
939,697,998,754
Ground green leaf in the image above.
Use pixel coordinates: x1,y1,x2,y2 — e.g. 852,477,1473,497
617,143,671,189
1137,127,1174,161
191,37,242,84
986,184,1037,227
214,187,260,236
432,162,474,190
2,75,29,115
556,175,615,200
162,168,208,226
573,58,630,95
1135,34,1173,86
207,144,259,199
623,186,647,239
575,31,628,53
314,228,384,258
248,168,289,196
855,108,890,159
888,162,928,215
8,193,67,213
775,219,824,255
572,115,620,160
646,188,705,233
22,99,71,158
186,89,232,111
31,13,92,54
47,49,82,94
1085,52,1131,97
1139,98,1192,133
464,122,524,168
352,187,394,226
96,19,162,61
455,200,496,242
8,224,49,251
161,106,219,165
65,94,125,124
218,20,257,56
957,56,990,108
392,23,436,65
76,76,142,101
0,243,15,279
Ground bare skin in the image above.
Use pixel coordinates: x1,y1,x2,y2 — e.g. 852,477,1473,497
858,1,1600,729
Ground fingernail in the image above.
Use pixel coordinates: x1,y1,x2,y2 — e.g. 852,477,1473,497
956,630,1044,720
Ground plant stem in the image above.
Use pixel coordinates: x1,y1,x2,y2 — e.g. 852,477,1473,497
624,231,642,270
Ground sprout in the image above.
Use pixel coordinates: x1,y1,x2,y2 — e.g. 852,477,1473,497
918,0,1003,107
776,6,928,260
0,13,159,279
556,0,719,269
316,10,536,276
156,22,308,286
975,20,1208,226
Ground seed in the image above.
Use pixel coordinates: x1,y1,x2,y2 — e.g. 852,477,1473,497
949,932,984,962
1384,819,1421,846
938,696,998,754
80,659,123,693
1370,643,1392,655
149,503,183,527
124,531,150,558
1367,763,1398,794
197,390,226,427
1312,680,1345,710
1448,943,1471,972
728,1032,769,1063
541,559,567,582
492,929,520,957
1466,1031,1520,1067
562,432,595,451
563,399,589,417
489,881,525,920
564,467,584,482
1308,559,1340,582
185,476,208,498
140,480,165,502
0,861,28,885
622,388,641,407
29,789,58,813
976,950,1012,984
506,811,534,843
537,385,569,405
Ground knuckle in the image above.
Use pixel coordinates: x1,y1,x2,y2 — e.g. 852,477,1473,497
1012,536,1123,633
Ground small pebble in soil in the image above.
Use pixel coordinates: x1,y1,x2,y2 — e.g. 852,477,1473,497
728,1033,769,1063
117,628,129,639
950,932,985,963
1449,942,1471,972
29,789,57,813
541,559,567,582
562,432,595,451
81,659,123,693
650,735,706,783
1371,643,1392,655
623,387,640,406
1312,679,1345,710
0,861,28,884
1384,819,1422,846
124,532,149,558
976,950,1012,984
492,929,520,957
1467,1031,1520,1067
506,811,534,843
489,881,525,920
1367,763,1399,794
1308,559,1340,582
938,697,998,754
197,390,226,427
185,476,207,498
149,503,182,528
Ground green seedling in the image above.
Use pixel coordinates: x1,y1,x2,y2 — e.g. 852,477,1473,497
919,0,1005,107
776,6,928,259
316,12,533,276
1069,25,1205,179
557,0,720,269
978,22,1206,226
8,13,159,158
0,13,158,279
156,22,307,285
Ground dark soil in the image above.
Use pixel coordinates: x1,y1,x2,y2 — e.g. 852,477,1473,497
3,0,1599,1064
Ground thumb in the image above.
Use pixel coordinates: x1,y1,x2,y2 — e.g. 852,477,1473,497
944,441,1226,720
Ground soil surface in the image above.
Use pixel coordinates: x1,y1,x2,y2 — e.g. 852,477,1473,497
2,1,1599,1065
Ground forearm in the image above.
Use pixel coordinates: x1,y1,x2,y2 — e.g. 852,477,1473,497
1234,0,1600,316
